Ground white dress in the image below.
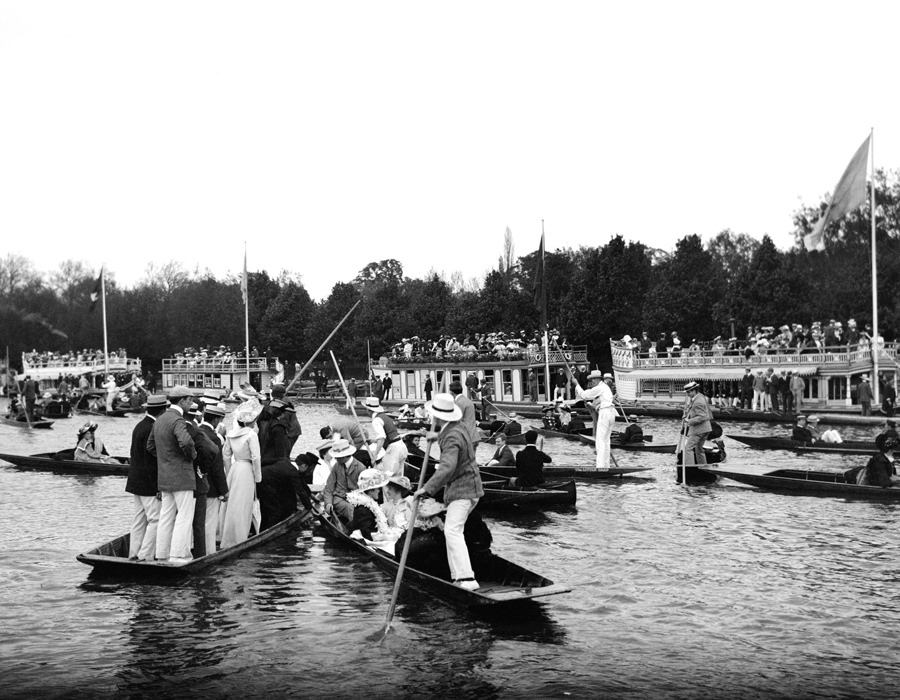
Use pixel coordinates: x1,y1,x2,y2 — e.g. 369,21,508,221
220,426,262,548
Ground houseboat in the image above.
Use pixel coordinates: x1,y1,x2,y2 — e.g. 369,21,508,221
610,339,900,411
160,353,281,394
370,345,588,404
21,352,142,392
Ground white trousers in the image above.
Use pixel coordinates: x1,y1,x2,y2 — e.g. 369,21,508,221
129,494,160,560
445,498,478,580
594,407,616,470
156,490,196,560
752,389,764,411
205,497,221,554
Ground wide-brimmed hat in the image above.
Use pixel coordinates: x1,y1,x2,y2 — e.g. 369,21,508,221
143,394,168,409
315,438,335,452
603,373,614,380
587,370,603,380
417,498,446,518
862,375,870,382
387,474,411,493
425,393,462,422
186,402,202,417
168,385,193,399
684,381,700,392
234,400,262,424
199,390,221,404
331,438,357,458
364,396,385,413
203,402,227,417
77,421,98,437
356,468,390,492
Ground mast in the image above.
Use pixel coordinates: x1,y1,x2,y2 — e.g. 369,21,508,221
101,266,109,376
870,128,880,403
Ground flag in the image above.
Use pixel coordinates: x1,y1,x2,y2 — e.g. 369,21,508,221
532,232,547,328
804,135,871,252
88,270,102,312
240,250,248,305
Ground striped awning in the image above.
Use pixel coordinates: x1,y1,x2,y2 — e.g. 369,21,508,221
620,365,819,381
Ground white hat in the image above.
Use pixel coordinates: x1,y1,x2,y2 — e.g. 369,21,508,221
587,370,603,380
234,399,262,424
364,396,385,414
684,381,700,392
355,468,390,493
603,373,614,380
425,393,462,422
622,335,632,343
331,438,357,458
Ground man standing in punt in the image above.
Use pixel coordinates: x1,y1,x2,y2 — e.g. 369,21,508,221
199,402,228,555
147,385,198,564
449,380,480,446
568,368,617,470
126,394,167,561
682,381,712,465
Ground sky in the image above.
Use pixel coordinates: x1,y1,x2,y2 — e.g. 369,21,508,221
2,1,900,301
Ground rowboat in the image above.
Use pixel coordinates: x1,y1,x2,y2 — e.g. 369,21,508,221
77,507,315,577
1,416,54,429
317,513,571,605
404,457,577,508
0,451,129,476
700,463,900,500
728,434,878,455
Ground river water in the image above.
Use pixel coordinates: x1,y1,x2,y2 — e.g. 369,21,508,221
1,405,898,698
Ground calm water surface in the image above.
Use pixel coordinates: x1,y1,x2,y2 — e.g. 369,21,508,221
1,405,898,698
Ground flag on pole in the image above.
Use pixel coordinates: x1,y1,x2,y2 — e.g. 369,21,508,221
88,270,103,312
240,250,248,305
532,232,547,329
804,135,871,252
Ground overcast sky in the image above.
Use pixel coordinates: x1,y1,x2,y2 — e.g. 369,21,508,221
2,1,898,300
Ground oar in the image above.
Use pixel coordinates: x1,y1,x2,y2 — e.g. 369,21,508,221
382,416,438,640
284,299,361,395
329,350,369,454
677,423,688,486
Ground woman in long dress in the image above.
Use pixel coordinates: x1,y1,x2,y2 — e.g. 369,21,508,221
220,400,262,548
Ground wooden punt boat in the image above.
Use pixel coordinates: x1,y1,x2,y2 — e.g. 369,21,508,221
478,464,652,480
482,432,528,445
73,407,131,418
700,463,900,500
573,433,676,453
1,416,55,429
0,451,129,476
404,457,577,508
728,434,878,455
317,512,570,605
76,507,315,576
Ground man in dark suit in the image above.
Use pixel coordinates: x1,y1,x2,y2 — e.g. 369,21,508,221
449,380,480,445
23,375,37,422
126,394,167,560
257,457,312,531
198,403,228,554
514,430,552,487
183,402,218,558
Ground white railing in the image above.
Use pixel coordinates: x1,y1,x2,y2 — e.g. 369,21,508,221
161,357,277,373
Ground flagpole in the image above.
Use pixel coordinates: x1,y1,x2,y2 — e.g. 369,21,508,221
870,128,880,404
541,220,551,400
244,243,251,386
101,266,109,376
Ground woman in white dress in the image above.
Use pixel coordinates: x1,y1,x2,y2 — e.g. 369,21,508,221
220,400,262,548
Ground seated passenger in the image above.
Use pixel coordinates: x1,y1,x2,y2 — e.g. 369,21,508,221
812,414,843,444
381,475,413,531
74,422,116,463
257,455,312,531
792,415,816,443
875,420,899,452
484,432,515,467
345,468,402,543
413,402,428,421
857,437,898,487
620,416,644,443
502,413,522,436
310,439,335,493
513,430,551,487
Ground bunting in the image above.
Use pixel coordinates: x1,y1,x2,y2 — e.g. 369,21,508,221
533,232,547,329
88,270,102,312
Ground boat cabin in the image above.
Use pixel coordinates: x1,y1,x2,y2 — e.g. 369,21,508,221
21,352,142,392
160,353,281,393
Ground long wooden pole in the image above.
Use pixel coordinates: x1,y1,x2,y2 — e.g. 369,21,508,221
101,266,109,377
329,350,368,450
382,415,438,640
284,299,362,395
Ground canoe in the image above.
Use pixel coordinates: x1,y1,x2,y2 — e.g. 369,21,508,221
77,507,315,577
572,433,676,453
317,513,571,605
73,407,132,418
1,416,54,430
700,463,900,500
728,434,878,456
0,451,129,476
479,464,652,480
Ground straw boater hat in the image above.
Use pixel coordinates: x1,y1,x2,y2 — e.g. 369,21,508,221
587,370,603,380
168,385,193,399
204,402,227,417
417,498,446,518
807,415,821,423
355,468,390,493
603,373,614,380
315,438,335,453
684,381,700,392
425,393,462,422
331,438,357,459
143,394,168,409
364,396,385,414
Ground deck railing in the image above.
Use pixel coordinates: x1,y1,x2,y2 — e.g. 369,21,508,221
382,345,588,366
161,357,277,373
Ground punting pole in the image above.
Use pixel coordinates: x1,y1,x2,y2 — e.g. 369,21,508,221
382,414,439,640
329,350,368,449
870,128,880,404
100,266,109,377
284,299,362,395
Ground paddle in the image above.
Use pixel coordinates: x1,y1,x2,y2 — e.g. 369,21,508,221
382,416,438,640
284,299,361,395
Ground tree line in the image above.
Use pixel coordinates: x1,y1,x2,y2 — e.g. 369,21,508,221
3,169,900,375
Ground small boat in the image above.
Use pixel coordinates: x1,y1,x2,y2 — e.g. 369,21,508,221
1,415,54,430
0,451,129,475
572,433,676,453
478,478,577,508
534,427,594,443
700,463,900,500
482,432,528,445
317,513,571,605
728,434,878,456
77,507,315,576
73,407,132,418
478,464,652,480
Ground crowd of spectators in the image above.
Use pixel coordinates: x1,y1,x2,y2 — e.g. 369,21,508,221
618,318,885,360
24,348,130,368
386,330,572,363
171,346,275,370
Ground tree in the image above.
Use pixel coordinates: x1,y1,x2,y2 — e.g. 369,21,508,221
498,227,516,274
353,259,404,289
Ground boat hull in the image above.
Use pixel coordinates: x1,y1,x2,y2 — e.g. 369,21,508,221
76,508,314,576
477,479,577,508
701,464,900,500
1,417,54,429
728,434,878,455
0,451,130,476
317,513,570,605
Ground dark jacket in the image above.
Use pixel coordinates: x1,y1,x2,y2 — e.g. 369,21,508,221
126,415,158,497
489,444,515,466
258,459,311,530
189,423,221,497
261,422,291,465
859,453,895,487
515,445,551,487
198,423,228,498
147,407,197,492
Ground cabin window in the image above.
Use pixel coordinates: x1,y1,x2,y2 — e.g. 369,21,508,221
390,371,401,400
827,376,846,402
405,371,416,399
501,369,513,401
450,370,461,387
